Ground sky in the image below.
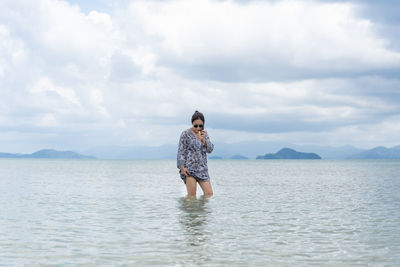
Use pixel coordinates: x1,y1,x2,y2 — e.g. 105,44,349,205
1,0,400,153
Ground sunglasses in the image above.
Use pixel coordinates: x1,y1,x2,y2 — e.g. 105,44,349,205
193,124,204,128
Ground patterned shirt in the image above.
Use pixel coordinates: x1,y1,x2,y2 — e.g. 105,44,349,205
177,128,214,180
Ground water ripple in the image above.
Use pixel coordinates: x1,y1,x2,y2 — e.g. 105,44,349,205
0,159,399,266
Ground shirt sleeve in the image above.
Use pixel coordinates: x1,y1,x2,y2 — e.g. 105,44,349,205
177,131,187,169
201,131,214,153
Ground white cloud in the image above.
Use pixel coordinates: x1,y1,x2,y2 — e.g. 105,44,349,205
0,0,400,152
208,117,400,149
0,24,27,77
38,113,58,127
87,10,112,28
29,77,81,106
126,0,400,73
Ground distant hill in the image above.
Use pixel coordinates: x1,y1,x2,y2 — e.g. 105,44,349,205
257,148,321,159
230,154,248,159
83,144,177,160
347,145,400,159
4,144,399,160
209,156,223,159
289,144,363,159
83,142,366,159
0,152,25,158
0,149,95,159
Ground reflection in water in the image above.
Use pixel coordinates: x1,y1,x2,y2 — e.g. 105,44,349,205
178,196,211,247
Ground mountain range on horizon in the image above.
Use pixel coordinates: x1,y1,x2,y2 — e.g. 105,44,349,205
78,141,379,160
79,141,366,160
257,148,321,159
1,143,400,160
0,149,95,159
81,142,400,159
346,145,400,159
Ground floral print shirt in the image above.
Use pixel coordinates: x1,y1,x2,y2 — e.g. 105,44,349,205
177,128,214,180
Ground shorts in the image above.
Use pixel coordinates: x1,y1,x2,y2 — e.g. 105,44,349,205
179,170,210,184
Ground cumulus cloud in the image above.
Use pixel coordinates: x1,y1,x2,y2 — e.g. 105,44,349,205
0,0,400,152
124,0,400,81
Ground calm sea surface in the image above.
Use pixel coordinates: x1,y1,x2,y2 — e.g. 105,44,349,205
0,159,399,266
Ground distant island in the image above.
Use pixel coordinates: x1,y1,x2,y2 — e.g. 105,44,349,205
257,148,321,159
209,156,223,159
347,145,400,159
78,142,400,159
209,154,248,159
0,149,95,159
2,145,400,160
230,154,248,159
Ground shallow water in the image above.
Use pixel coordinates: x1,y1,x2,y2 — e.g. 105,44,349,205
0,159,399,266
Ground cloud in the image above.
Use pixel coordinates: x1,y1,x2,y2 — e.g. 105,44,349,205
124,0,400,81
0,0,400,152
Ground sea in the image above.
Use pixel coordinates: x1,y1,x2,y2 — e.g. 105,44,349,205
0,159,399,266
